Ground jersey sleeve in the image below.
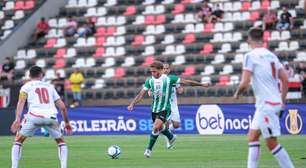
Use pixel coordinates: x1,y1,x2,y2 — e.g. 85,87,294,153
143,78,151,91
19,84,29,99
275,58,284,71
169,75,180,85
243,54,254,72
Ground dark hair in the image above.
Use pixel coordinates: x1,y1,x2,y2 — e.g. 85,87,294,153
248,27,263,42
150,61,164,70
29,66,43,78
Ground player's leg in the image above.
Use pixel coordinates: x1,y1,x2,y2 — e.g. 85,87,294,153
169,103,180,131
247,129,261,168
12,115,36,168
247,110,261,168
147,118,163,151
11,133,27,168
55,138,68,168
160,110,175,149
48,118,68,168
261,105,295,168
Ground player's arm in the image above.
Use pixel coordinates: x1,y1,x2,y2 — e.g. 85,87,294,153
55,99,72,135
180,79,210,88
127,89,147,111
234,70,251,99
278,68,288,105
10,92,27,133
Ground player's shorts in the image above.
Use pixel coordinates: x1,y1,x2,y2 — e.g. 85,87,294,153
19,113,62,139
152,110,170,123
170,103,181,123
250,102,282,139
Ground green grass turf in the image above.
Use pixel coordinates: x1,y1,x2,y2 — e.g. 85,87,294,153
0,135,305,168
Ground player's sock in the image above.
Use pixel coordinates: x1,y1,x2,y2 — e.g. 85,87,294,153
248,141,260,168
161,127,174,141
58,143,68,168
147,131,159,150
272,144,295,168
11,142,22,168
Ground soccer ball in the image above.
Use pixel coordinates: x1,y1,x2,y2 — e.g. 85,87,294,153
107,145,121,159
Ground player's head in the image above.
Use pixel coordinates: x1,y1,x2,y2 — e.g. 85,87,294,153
150,61,164,78
163,63,171,75
247,27,263,46
29,66,43,79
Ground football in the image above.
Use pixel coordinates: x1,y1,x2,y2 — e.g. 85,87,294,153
107,145,121,159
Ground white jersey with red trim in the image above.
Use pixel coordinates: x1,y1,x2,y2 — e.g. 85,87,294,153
20,80,60,118
243,48,283,108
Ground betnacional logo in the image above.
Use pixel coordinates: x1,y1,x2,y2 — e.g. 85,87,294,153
196,105,225,135
285,109,303,135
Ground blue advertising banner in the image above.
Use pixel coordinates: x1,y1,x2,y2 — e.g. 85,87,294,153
38,104,305,136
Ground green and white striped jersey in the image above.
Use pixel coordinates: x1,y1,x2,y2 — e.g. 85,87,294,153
143,74,180,113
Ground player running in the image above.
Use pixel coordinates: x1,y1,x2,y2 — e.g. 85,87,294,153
234,28,295,168
10,66,72,168
128,61,210,158
162,63,184,148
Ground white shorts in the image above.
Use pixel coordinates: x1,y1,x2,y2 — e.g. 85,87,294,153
170,103,181,123
250,103,282,139
19,114,62,139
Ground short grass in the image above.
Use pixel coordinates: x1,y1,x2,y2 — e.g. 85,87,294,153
0,135,305,168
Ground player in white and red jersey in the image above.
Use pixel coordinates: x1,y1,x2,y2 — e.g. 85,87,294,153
234,28,295,168
10,66,72,168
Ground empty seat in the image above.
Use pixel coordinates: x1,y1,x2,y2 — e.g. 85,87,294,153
122,57,135,67
124,6,136,16
93,47,105,58
114,67,125,78
220,65,233,75
200,43,213,54
102,57,115,67
201,65,215,75
212,54,225,64
181,65,195,76
172,55,186,65
142,56,155,67
102,68,115,78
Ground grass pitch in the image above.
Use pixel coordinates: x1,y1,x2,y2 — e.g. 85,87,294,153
0,135,305,168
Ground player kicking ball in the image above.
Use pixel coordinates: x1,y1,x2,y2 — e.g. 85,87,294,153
128,61,210,158
234,28,295,168
10,66,72,168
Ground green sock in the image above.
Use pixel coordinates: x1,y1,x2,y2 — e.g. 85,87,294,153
161,128,174,140
147,133,159,150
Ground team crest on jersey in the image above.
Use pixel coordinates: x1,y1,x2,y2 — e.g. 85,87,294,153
285,109,303,135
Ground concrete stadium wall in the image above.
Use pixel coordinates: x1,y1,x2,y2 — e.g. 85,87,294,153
0,0,69,63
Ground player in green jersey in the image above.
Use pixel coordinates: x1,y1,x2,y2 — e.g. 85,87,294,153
127,61,210,158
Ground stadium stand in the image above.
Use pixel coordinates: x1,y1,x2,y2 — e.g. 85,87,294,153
0,0,45,40
1,0,305,105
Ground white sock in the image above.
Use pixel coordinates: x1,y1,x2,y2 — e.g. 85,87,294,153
58,143,68,168
11,142,22,168
272,144,295,168
248,141,260,168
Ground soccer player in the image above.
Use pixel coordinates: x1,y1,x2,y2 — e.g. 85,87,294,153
127,61,210,158
10,66,72,168
234,28,295,168
162,63,183,148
